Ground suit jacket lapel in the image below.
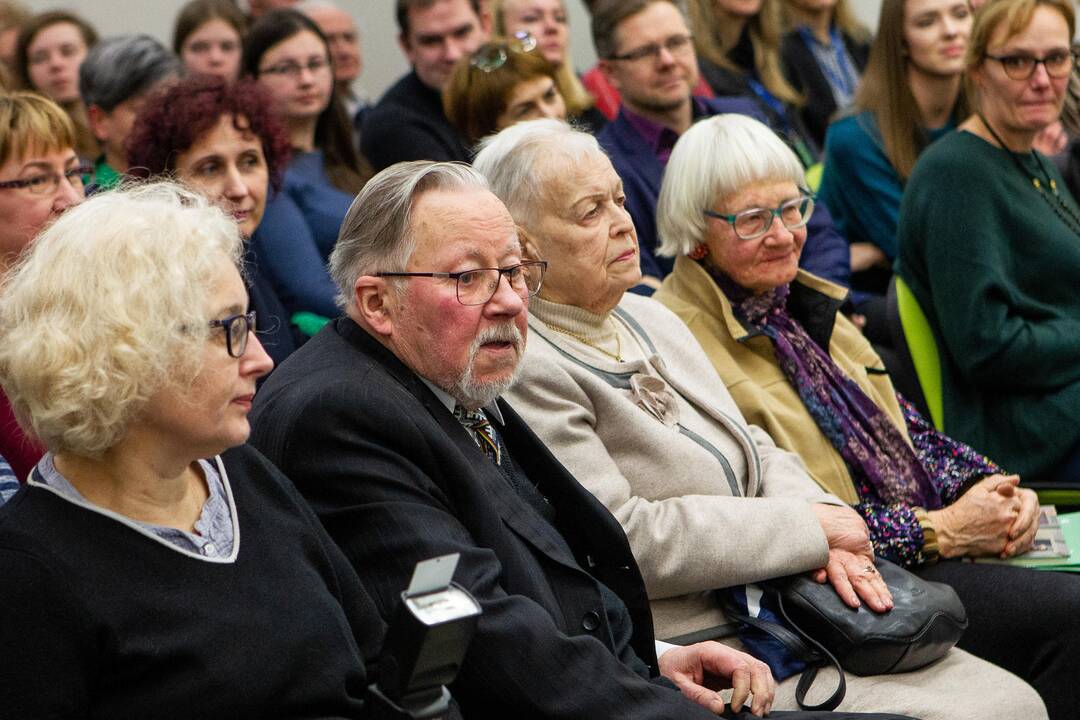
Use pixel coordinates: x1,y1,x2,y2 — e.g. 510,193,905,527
336,318,586,571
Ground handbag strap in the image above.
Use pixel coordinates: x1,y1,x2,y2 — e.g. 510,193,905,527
723,595,847,712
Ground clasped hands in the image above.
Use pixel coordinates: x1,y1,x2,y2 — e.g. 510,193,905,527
810,503,893,613
659,641,775,716
927,474,1038,559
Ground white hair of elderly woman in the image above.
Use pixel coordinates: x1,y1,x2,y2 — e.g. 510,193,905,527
0,181,244,458
656,113,807,258
472,118,606,232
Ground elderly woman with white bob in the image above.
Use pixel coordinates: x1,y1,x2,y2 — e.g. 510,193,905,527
0,182,389,718
471,118,1045,719
652,110,1077,716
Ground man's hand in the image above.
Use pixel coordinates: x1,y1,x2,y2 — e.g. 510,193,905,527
658,641,775,716
928,475,1024,558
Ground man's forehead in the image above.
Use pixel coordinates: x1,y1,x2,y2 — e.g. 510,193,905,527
409,188,519,263
409,0,478,35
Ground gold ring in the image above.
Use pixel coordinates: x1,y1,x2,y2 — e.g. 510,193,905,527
864,565,876,574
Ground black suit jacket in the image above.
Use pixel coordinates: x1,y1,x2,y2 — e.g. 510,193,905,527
781,29,870,149
360,70,471,171
249,318,718,719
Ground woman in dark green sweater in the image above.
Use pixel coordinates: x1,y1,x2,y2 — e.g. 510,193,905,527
896,0,1080,482
0,182,389,718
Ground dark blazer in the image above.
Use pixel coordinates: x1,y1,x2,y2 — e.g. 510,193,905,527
248,318,719,719
598,97,852,290
360,70,471,171
781,29,870,149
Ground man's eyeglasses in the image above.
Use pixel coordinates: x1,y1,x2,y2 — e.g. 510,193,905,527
259,56,331,78
608,34,693,64
704,194,815,241
209,311,257,358
985,49,1079,80
470,31,538,73
376,260,548,306
0,162,92,195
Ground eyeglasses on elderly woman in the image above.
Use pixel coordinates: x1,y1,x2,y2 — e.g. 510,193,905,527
470,31,539,72
376,260,547,306
703,193,815,241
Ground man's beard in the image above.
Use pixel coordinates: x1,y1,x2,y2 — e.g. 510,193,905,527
444,323,525,410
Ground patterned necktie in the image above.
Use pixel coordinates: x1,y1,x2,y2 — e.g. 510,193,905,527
454,406,502,465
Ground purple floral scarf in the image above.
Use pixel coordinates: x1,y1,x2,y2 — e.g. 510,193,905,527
717,273,943,509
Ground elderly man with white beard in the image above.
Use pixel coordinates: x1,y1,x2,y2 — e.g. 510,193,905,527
248,160,924,720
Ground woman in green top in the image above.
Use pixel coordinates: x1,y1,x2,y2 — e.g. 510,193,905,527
896,0,1080,482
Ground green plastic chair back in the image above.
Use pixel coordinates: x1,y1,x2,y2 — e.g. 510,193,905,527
894,276,945,431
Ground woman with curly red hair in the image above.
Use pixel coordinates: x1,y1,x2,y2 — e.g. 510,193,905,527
127,74,312,368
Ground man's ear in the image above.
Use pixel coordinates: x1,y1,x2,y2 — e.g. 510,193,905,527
352,275,395,337
597,58,622,93
85,104,109,143
398,31,412,61
517,225,542,262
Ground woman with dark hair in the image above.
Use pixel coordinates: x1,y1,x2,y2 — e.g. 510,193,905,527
174,0,246,81
127,74,310,365
13,10,98,159
818,0,972,296
443,36,568,148
243,8,369,280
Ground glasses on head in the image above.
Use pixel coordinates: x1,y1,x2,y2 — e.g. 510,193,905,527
376,260,548,306
704,193,815,241
470,31,538,73
209,311,257,358
608,33,693,64
0,162,91,195
985,49,1078,80
259,56,331,78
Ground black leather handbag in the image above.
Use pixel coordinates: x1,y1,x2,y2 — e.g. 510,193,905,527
729,558,968,711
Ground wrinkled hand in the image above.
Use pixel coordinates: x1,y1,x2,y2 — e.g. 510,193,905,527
811,503,874,557
1032,120,1069,157
811,548,894,613
929,474,1023,558
658,641,775,716
1003,483,1039,558
810,505,891,612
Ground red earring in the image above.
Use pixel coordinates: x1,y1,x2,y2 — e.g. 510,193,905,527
688,245,708,260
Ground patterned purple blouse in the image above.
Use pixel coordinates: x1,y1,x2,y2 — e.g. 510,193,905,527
856,395,1000,567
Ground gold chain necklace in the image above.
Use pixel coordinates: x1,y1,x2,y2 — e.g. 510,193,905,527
543,318,624,362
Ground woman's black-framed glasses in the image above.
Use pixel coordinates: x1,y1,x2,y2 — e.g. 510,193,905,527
703,193,815,241
210,311,257,358
470,31,538,73
985,49,1079,80
376,260,548,306
0,162,93,195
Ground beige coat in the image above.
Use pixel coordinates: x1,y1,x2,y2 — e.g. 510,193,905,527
507,293,836,640
654,257,910,505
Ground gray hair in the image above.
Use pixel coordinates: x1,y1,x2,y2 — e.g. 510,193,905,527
657,113,806,257
330,160,490,310
79,35,180,112
472,118,606,233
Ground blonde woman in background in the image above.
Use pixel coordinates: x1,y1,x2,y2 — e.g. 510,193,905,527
688,0,818,165
780,0,870,148
491,0,607,131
